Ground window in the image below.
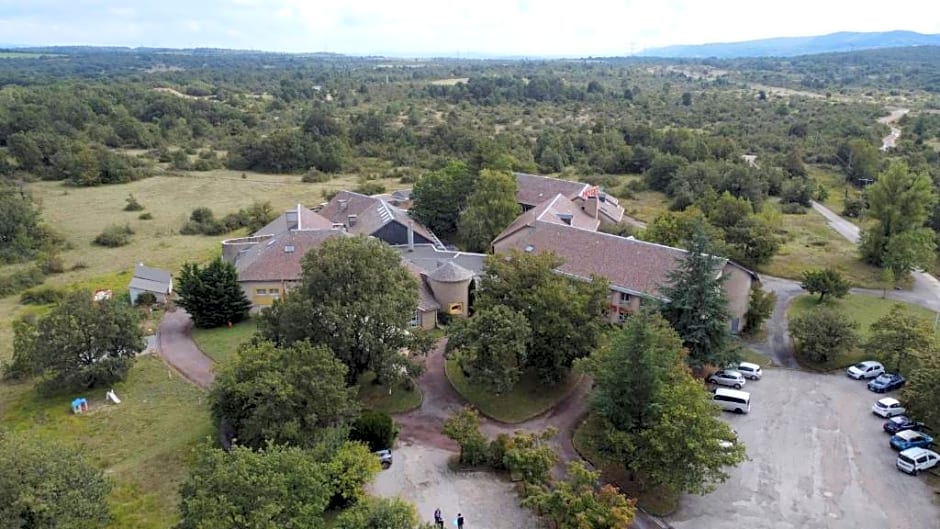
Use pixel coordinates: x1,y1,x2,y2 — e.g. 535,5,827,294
269,288,280,294
255,288,267,295
409,310,420,328
619,292,632,305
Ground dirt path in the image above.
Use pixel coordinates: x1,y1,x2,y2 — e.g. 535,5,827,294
157,308,215,389
878,108,909,151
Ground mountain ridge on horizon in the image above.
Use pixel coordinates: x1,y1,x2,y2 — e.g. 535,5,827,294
637,30,940,58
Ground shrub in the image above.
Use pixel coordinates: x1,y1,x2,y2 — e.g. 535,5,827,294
843,197,865,218
353,181,386,195
135,291,158,306
350,410,398,452
93,224,134,247
123,193,144,211
780,202,807,214
39,253,66,274
0,267,45,297
138,212,153,220
20,286,64,305
301,168,332,183
322,188,339,201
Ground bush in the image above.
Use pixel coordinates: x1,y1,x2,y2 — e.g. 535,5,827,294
0,267,45,297
350,410,398,452
138,212,153,220
20,286,64,305
780,202,808,214
135,291,158,306
39,253,66,274
322,188,339,201
301,168,332,183
353,181,386,195
123,193,144,211
93,224,134,247
843,197,865,218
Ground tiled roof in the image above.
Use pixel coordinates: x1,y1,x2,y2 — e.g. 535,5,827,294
515,172,589,207
397,245,486,276
427,261,474,283
494,194,599,245
318,190,441,246
404,262,442,311
133,263,171,285
253,205,334,236
497,221,708,298
236,230,348,282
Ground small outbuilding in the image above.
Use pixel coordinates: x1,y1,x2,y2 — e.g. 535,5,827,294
128,263,173,305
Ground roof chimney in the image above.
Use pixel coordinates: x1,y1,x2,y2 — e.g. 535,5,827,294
347,214,357,227
407,220,415,251
338,199,348,212
285,206,299,230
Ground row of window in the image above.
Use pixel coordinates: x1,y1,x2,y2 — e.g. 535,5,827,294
255,288,281,296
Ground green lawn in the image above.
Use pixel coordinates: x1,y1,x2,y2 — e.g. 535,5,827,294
191,318,257,365
356,371,423,414
759,206,883,288
0,355,213,529
787,293,938,370
572,414,679,516
444,358,582,423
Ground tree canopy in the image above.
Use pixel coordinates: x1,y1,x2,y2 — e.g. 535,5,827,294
447,304,531,393
800,268,850,302
458,169,522,252
789,306,858,364
256,235,418,383
176,258,252,329
865,305,934,373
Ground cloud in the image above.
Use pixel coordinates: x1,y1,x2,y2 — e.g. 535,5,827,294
0,0,937,55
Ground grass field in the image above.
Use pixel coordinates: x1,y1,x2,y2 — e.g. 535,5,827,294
0,355,212,528
444,358,582,423
572,414,679,516
190,318,257,365
787,293,938,370
356,371,423,414
760,207,883,287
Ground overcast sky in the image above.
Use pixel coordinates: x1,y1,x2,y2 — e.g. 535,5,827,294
0,0,938,57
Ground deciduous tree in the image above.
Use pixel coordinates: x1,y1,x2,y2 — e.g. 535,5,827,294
865,305,934,373
742,287,776,335
176,258,251,328
458,169,521,252
256,235,418,383
11,291,144,392
860,161,935,267
0,435,112,529
447,304,530,393
210,341,359,450
523,462,636,529
442,407,490,466
900,347,940,430
790,306,858,364
800,267,850,302
409,161,475,237
335,497,428,529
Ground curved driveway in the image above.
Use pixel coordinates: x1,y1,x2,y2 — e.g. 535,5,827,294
157,308,215,389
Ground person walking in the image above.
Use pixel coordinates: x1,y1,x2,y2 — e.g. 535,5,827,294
434,508,443,529
456,513,464,529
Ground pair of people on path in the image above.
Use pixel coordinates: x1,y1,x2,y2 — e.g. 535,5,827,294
433,508,464,528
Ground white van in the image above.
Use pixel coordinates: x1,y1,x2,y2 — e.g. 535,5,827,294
713,388,751,414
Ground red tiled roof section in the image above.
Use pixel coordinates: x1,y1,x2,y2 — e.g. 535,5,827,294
299,209,334,230
318,190,441,245
515,173,588,206
494,194,599,245
499,221,687,297
237,230,347,282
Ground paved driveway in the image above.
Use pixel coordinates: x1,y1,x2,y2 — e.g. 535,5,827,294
370,444,537,529
669,368,939,529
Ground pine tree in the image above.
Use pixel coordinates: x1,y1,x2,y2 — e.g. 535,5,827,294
176,258,252,328
659,224,737,368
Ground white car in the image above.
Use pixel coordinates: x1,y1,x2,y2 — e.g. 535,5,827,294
847,360,884,380
735,362,762,380
872,397,906,418
708,369,746,389
897,448,940,475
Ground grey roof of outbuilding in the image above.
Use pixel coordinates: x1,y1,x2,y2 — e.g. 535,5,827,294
427,261,474,283
129,277,170,294
134,263,172,285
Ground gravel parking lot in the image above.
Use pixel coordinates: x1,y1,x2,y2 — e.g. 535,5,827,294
669,368,939,529
370,443,537,529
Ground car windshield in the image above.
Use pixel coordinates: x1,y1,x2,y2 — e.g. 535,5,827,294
853,363,867,369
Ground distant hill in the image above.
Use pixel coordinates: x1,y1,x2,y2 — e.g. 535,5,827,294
637,30,940,58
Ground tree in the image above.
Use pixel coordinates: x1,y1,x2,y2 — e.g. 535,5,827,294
659,225,737,368
837,139,879,184
256,235,418,383
241,200,277,234
580,311,684,432
0,185,47,264
0,435,112,529
789,306,858,364
11,291,144,392
900,348,940,430
742,287,776,335
641,207,723,249
335,497,427,529
865,305,934,373
523,462,636,529
408,161,475,237
350,410,398,452
476,251,608,383
325,441,381,507
800,268,850,302
860,161,935,267
176,258,251,329
883,229,936,280
499,428,558,490
782,148,807,177
442,407,490,466
458,169,522,252
447,305,531,393
178,443,332,529
210,341,359,450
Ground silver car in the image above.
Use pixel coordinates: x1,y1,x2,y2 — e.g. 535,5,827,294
709,369,746,389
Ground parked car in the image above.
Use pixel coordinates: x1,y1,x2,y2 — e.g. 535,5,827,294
890,430,935,451
847,360,885,380
712,388,751,414
374,449,393,469
735,362,762,380
867,372,906,393
896,447,940,475
872,397,906,418
708,369,746,389
883,416,928,435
